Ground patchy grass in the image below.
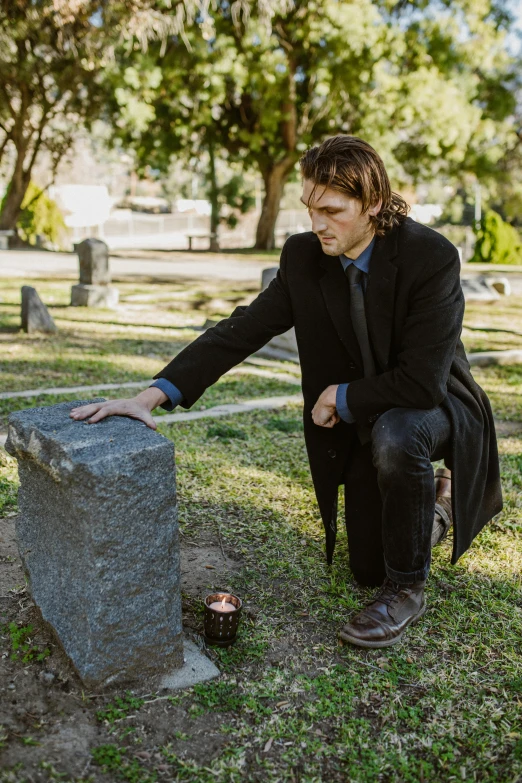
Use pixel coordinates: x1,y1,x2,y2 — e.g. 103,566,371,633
0,274,521,782
1,622,50,664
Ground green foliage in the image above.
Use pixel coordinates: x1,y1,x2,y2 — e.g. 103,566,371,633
0,450,18,516
96,693,145,725
471,210,522,265
103,0,521,247
14,183,67,249
207,423,248,441
3,623,50,664
92,744,157,783
265,416,303,433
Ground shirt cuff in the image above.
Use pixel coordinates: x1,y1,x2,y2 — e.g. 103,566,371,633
149,379,184,412
336,383,355,424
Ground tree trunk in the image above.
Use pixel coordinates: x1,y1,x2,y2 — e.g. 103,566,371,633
208,136,220,252
0,146,31,230
254,158,296,250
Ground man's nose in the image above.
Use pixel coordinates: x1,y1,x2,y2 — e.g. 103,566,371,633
311,212,328,234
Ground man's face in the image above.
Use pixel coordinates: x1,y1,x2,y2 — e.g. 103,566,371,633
301,179,379,258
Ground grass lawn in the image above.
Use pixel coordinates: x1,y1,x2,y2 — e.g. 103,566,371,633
0,275,521,782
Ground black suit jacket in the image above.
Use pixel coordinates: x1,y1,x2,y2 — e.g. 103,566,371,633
155,218,503,565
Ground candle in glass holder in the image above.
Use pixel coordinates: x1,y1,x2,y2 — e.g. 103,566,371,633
209,597,236,613
204,592,242,647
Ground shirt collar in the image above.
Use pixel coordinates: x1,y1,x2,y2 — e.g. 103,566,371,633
339,236,375,275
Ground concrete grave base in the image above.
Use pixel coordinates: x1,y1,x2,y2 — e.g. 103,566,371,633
70,284,119,308
160,637,220,690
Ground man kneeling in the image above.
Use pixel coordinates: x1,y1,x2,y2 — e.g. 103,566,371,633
71,136,502,648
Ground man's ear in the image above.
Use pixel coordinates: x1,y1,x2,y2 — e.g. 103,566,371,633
368,200,382,217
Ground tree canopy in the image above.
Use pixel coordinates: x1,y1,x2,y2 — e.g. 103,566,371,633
104,0,521,248
0,0,289,232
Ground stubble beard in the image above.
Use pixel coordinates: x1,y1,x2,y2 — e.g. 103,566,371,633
318,225,374,258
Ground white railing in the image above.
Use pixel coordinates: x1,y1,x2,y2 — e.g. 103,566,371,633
70,209,312,250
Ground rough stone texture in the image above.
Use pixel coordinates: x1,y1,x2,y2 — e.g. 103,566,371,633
76,238,111,285
5,400,183,688
70,284,119,308
21,287,57,334
258,266,299,361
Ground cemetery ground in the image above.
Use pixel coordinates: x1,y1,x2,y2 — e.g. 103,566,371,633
0,268,521,783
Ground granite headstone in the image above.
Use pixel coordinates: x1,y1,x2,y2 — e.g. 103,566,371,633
5,400,183,688
21,286,57,334
257,266,299,362
71,238,119,308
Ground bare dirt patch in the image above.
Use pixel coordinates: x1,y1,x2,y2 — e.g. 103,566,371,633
0,514,242,781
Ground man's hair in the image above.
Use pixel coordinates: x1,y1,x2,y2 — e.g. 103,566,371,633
299,136,409,236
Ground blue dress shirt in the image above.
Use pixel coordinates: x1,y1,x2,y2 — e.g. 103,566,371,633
151,237,376,419
150,376,184,411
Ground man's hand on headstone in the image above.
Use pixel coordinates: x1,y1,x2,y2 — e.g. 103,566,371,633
312,385,340,428
69,387,168,430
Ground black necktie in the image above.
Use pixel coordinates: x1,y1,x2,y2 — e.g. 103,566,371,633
345,264,376,378
345,263,375,445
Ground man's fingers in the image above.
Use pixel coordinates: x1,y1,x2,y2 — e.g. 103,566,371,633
70,404,104,420
87,407,116,424
70,399,159,430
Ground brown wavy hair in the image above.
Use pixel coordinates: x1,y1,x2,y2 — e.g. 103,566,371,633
299,136,409,236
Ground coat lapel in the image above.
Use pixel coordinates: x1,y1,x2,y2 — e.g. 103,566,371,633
318,253,363,367
365,229,399,372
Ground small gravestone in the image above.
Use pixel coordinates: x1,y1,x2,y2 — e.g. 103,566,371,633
21,286,57,334
5,400,184,688
71,238,119,308
261,266,278,290
258,266,299,362
461,276,500,303
488,277,511,296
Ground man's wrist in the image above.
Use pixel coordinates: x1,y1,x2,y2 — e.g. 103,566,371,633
136,387,168,411
326,384,339,407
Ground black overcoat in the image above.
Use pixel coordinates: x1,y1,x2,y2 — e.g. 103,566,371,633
155,218,503,565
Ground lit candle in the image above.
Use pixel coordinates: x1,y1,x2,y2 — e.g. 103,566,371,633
209,596,236,613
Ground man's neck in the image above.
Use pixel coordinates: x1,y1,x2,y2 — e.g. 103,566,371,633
342,232,375,261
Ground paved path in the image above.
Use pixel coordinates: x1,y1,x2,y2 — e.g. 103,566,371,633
0,249,270,283
0,366,301,402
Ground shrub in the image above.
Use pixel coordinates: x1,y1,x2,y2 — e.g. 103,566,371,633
15,182,68,249
471,210,522,265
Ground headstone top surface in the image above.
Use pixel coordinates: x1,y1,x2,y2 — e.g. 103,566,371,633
6,399,173,473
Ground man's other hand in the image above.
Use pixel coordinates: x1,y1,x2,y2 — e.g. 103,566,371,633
69,387,169,430
312,384,340,428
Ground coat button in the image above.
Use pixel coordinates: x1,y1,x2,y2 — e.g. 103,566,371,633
348,362,356,370
328,449,337,459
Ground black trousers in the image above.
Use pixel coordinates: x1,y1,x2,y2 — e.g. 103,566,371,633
343,406,453,587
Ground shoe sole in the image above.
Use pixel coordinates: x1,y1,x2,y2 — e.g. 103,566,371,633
338,602,428,649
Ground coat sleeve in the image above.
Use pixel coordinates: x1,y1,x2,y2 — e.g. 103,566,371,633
152,245,294,407
345,250,464,419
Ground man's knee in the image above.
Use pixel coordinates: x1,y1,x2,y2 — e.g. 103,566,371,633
370,408,423,474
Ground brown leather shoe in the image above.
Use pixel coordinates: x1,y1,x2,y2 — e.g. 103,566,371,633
339,578,427,648
431,467,452,547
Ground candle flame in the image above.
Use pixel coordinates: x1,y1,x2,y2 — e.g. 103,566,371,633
221,597,226,610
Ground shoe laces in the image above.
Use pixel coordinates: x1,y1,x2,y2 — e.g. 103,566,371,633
373,578,403,608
